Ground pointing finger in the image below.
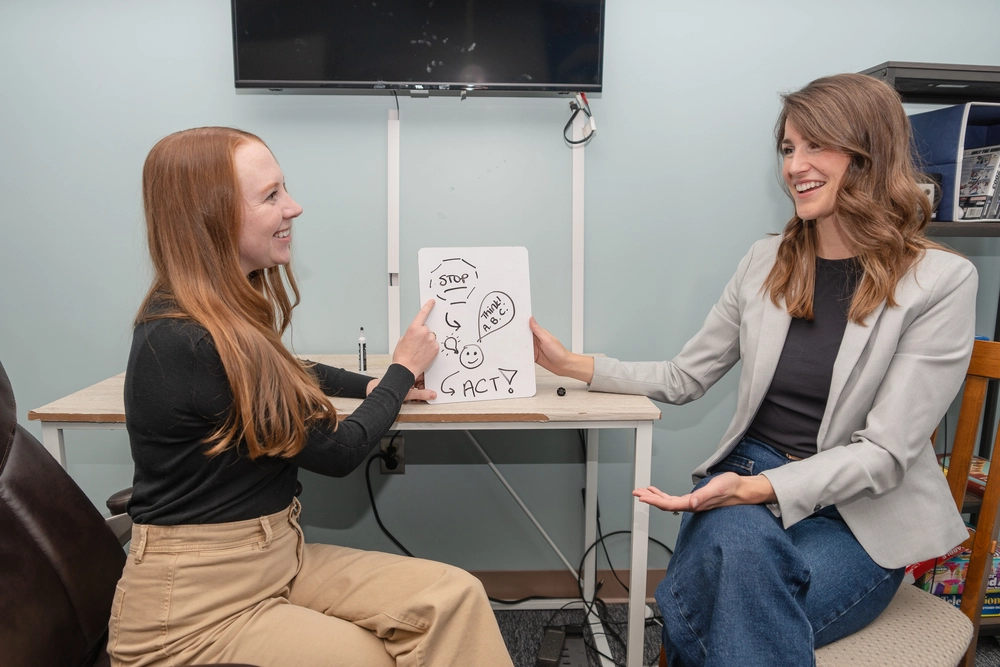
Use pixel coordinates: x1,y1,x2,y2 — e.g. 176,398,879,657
412,299,436,327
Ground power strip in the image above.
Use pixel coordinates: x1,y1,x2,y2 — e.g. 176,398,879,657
561,633,588,667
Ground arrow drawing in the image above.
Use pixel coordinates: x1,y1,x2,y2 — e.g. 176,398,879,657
439,370,460,396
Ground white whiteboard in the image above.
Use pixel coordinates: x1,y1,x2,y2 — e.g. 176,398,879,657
418,247,537,404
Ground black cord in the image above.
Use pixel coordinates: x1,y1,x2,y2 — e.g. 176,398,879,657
570,531,672,666
578,431,674,595
563,106,594,145
589,597,629,656
540,599,628,667
563,93,595,145
577,531,674,579
541,594,627,667
364,434,413,557
363,433,567,606
596,508,631,593
391,90,400,114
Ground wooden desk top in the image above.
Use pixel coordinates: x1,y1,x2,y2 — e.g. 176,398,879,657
28,354,661,425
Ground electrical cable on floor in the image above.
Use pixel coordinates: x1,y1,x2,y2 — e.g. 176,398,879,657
569,532,674,667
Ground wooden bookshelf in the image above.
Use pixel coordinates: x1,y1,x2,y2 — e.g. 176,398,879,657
963,493,984,515
927,222,1000,237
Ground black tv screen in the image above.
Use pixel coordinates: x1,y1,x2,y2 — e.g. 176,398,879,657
232,0,605,94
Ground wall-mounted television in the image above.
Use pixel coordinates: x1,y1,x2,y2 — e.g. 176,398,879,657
231,0,605,96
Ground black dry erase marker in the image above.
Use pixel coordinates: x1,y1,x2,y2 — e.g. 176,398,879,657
358,327,367,371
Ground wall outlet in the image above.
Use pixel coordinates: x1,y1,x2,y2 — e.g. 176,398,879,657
380,437,404,474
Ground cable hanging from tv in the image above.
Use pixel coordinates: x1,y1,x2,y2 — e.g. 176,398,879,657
564,93,596,146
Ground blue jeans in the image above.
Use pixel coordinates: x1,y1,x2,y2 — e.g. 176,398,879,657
655,436,904,667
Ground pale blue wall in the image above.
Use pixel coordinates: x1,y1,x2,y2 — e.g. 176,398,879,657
2,0,1000,573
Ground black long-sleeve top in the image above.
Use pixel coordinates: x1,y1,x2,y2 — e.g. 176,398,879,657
124,316,415,525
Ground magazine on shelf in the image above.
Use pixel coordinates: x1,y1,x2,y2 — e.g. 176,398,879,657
989,177,1000,220
958,144,1000,220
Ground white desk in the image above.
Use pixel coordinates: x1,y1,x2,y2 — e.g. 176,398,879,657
29,354,661,667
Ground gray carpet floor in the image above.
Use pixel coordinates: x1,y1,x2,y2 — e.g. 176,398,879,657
495,604,1000,667
976,634,1000,667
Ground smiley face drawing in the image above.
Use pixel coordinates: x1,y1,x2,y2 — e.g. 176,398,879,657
459,344,484,369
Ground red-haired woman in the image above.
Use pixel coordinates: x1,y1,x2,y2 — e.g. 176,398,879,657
531,73,977,666
109,127,513,667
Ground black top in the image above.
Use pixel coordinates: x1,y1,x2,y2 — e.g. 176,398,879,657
124,316,415,525
746,257,862,459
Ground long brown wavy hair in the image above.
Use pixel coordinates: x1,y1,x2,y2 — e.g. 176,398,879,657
763,73,944,324
136,127,337,459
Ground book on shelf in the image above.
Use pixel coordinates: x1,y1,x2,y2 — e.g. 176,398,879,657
957,144,1000,220
916,542,1000,597
906,542,968,584
937,593,1000,617
938,453,989,498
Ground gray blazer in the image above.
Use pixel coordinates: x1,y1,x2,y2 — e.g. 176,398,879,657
590,235,978,569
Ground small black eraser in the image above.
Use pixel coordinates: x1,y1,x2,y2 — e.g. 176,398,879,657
535,626,566,667
556,387,566,396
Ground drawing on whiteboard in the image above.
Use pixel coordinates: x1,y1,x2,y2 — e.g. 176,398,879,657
459,343,484,369
442,335,460,356
498,368,518,394
478,291,515,341
418,247,536,404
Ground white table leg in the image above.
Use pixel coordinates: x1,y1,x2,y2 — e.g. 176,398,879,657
583,429,599,601
583,429,615,666
40,423,67,468
627,421,653,667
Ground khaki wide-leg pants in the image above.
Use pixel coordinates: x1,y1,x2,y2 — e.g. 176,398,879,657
108,500,513,667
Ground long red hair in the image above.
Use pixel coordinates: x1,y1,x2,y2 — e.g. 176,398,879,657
137,127,337,459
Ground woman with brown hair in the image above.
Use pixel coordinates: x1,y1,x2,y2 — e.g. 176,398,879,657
109,127,513,667
531,73,978,665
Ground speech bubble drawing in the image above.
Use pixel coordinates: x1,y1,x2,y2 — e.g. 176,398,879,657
478,291,515,341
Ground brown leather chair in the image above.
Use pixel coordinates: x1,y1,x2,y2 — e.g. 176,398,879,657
0,359,255,667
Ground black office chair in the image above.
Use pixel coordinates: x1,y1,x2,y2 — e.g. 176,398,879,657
0,358,255,667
